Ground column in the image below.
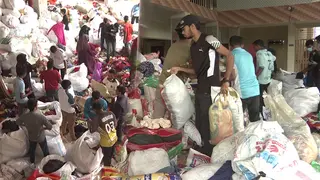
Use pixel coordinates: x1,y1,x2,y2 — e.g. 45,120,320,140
33,0,48,18
287,24,296,72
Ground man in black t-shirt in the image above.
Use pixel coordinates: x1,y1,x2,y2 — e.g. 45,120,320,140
171,15,234,156
98,18,108,51
105,19,118,61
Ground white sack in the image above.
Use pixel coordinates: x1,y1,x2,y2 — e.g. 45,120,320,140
6,157,30,173
68,63,89,92
181,163,223,180
211,134,238,164
211,87,244,133
66,131,103,174
128,148,170,176
264,94,318,163
128,99,143,118
2,8,20,18
0,0,4,8
51,12,62,23
47,30,58,44
162,74,195,129
38,155,76,178
0,21,10,39
4,0,25,10
9,23,33,37
275,69,304,94
232,121,301,179
284,87,320,117
267,79,283,97
312,133,320,161
0,38,32,56
149,58,162,73
184,120,202,146
1,14,19,28
38,18,56,30
31,79,45,99
0,126,28,163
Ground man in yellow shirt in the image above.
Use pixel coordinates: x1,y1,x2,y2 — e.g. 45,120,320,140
90,102,117,166
152,27,192,119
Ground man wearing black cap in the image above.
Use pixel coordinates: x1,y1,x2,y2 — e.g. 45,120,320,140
171,15,234,156
153,26,192,119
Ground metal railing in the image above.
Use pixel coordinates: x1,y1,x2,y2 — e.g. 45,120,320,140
189,0,217,9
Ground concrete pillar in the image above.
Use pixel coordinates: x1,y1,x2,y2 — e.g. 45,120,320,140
33,0,48,18
287,24,296,72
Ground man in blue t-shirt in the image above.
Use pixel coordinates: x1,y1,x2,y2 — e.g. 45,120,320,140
230,36,260,122
131,3,140,24
14,68,33,116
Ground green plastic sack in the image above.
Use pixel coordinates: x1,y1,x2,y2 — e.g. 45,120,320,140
311,161,320,172
143,75,159,88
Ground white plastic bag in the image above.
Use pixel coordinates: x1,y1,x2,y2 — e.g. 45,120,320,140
6,157,30,173
183,120,202,146
283,87,320,117
162,74,195,129
232,121,301,179
31,79,45,98
181,163,223,180
211,134,238,164
66,131,103,174
46,135,66,156
38,155,76,178
211,87,244,134
4,0,25,10
128,148,170,176
68,63,89,92
264,94,318,163
186,148,211,168
0,126,28,163
267,79,282,97
0,21,10,39
1,14,19,28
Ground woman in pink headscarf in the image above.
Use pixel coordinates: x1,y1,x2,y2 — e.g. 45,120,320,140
47,21,66,51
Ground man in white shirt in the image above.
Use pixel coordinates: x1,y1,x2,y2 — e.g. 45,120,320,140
58,80,76,141
50,45,67,79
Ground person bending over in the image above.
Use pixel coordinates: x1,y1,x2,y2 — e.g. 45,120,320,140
84,91,108,120
16,98,52,165
90,102,117,166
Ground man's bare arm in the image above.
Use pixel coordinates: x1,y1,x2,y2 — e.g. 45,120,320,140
216,45,234,80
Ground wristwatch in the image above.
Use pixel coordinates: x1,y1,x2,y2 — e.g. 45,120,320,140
221,78,230,85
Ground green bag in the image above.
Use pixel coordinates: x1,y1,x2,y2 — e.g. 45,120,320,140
167,143,184,160
311,161,320,172
143,75,159,88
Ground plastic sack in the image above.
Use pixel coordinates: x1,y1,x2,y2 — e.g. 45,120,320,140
275,69,305,95
4,0,25,10
143,85,156,114
208,95,233,145
312,133,320,161
0,125,28,163
1,14,19,28
284,87,320,117
264,94,318,163
232,121,301,179
66,131,103,174
68,63,89,92
186,148,211,168
128,148,170,176
128,99,143,118
211,134,238,164
6,157,30,173
211,87,244,134
0,21,10,39
91,79,111,99
38,155,76,178
162,74,195,130
47,30,58,44
267,79,283,97
181,163,223,180
183,120,202,146
31,79,45,99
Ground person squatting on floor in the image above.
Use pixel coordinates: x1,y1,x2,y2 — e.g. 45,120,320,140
89,102,117,166
58,80,77,141
171,15,234,156
16,98,53,164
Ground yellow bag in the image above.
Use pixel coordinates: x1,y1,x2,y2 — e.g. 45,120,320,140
209,95,233,145
90,79,111,99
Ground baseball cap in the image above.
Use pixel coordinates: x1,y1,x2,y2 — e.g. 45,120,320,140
175,15,200,31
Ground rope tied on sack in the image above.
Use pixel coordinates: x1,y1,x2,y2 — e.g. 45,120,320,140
253,171,267,180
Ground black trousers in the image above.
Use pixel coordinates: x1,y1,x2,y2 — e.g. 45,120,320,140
259,83,270,118
131,16,139,24
29,139,50,164
242,95,260,122
101,146,114,166
195,93,214,156
100,36,107,50
106,40,116,61
53,67,66,80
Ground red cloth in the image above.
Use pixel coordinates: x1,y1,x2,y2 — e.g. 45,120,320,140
48,22,66,46
123,22,133,43
26,0,33,7
40,69,61,91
